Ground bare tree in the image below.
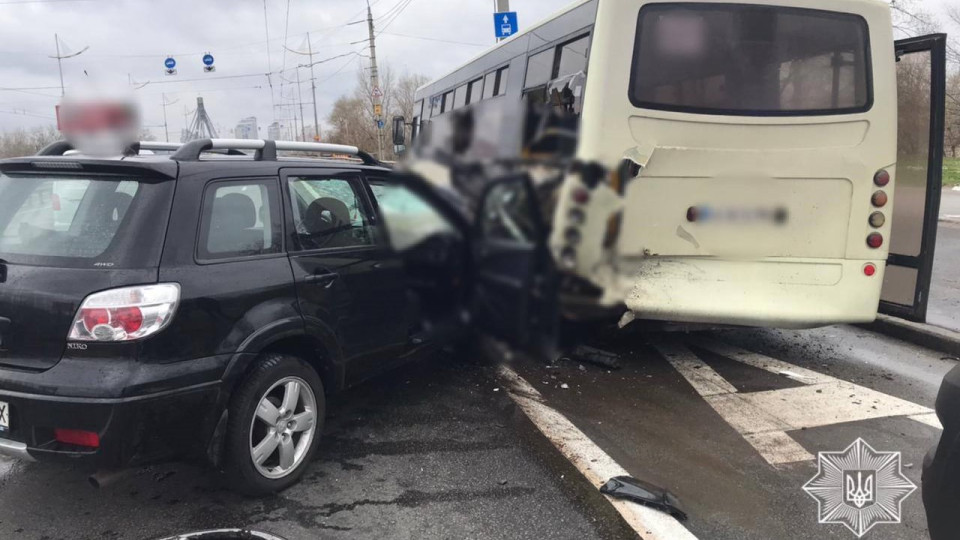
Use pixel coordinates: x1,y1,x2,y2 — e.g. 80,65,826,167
0,125,60,158
326,67,428,160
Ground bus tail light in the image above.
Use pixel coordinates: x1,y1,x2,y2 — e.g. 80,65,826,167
564,227,582,245
863,264,877,277
686,206,699,222
572,187,590,205
874,169,890,187
872,191,888,208
867,233,884,249
560,247,577,270
567,208,586,226
869,212,886,228
68,283,180,342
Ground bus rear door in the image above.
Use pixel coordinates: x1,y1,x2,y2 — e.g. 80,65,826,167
880,34,948,322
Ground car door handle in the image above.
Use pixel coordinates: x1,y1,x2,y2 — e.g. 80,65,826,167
304,272,340,288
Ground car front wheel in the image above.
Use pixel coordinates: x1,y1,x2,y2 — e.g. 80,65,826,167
224,353,325,495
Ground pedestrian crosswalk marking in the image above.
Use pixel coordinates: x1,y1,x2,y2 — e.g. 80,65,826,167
652,337,940,467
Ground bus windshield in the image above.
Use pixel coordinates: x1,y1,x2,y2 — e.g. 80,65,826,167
629,4,872,115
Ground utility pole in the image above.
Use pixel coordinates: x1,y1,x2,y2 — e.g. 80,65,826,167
49,34,89,96
367,1,383,160
307,33,320,141
295,68,306,142
161,94,179,143
495,0,510,42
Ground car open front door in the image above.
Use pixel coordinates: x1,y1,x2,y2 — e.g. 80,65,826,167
472,174,551,348
880,34,948,322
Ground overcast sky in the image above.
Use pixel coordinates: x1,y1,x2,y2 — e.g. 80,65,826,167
0,0,954,140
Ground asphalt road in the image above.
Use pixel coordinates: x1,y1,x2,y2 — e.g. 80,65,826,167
0,350,634,540
929,219,960,332
502,325,951,540
0,326,952,540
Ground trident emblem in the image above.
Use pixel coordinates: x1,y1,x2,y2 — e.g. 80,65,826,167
844,471,875,508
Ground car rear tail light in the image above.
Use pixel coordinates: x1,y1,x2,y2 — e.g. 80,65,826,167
572,187,590,205
869,212,886,228
68,283,180,342
54,428,100,448
874,169,890,187
863,264,877,277
867,233,884,249
872,191,888,208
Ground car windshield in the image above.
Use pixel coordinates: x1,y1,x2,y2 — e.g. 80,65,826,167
0,173,142,263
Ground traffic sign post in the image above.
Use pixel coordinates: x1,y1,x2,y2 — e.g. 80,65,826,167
164,57,177,76
494,12,518,40
202,53,215,73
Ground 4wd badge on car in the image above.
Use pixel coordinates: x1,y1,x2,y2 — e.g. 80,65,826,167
803,438,916,537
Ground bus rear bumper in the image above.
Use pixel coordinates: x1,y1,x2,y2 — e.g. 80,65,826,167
611,257,884,329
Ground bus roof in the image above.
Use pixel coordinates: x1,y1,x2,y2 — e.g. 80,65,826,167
416,0,595,95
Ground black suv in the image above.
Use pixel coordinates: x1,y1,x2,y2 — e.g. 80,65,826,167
0,139,512,494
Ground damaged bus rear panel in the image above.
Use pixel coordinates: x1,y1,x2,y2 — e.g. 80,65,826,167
406,0,922,331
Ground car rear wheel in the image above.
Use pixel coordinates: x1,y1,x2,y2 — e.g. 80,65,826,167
224,353,325,495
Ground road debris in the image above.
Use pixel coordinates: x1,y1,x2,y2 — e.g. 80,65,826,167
560,345,622,370
599,476,689,521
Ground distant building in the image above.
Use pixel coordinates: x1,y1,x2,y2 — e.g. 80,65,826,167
234,117,258,140
267,121,281,141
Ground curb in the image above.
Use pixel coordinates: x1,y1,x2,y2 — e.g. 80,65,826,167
862,314,960,358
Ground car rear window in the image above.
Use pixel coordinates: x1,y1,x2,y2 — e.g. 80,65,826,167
629,4,872,116
0,173,172,268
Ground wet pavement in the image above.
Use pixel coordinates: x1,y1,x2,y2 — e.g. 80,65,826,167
929,220,960,332
500,326,950,540
0,351,633,540
0,326,952,540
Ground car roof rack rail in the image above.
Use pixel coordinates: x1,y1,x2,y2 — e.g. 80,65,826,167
170,139,380,165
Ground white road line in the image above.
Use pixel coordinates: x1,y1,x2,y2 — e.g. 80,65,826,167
497,365,697,540
652,338,941,467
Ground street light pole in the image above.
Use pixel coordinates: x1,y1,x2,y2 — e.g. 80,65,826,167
307,32,320,141
367,1,382,160
161,94,179,143
49,34,89,96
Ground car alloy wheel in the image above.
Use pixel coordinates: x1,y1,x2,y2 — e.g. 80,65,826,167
248,376,318,479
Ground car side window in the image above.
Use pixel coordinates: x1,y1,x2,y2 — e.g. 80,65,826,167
369,182,458,251
199,179,282,261
288,176,378,251
480,180,537,244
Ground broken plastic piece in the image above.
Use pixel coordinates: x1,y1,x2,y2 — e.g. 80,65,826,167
563,345,622,370
599,476,688,521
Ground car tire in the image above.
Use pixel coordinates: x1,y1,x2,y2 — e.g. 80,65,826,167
223,353,325,496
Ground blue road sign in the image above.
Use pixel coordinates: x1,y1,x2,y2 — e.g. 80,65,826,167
377,120,385,129
164,57,176,69
202,54,215,66
494,11,518,39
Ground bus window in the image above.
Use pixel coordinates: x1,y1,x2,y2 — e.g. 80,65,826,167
629,4,871,115
494,66,509,96
482,71,498,100
526,48,555,89
466,78,484,105
483,66,509,100
441,90,454,114
556,35,590,80
454,84,468,109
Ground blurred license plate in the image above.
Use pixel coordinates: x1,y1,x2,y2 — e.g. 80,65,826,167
0,400,8,431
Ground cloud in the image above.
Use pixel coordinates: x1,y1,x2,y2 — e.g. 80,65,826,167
0,0,562,140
